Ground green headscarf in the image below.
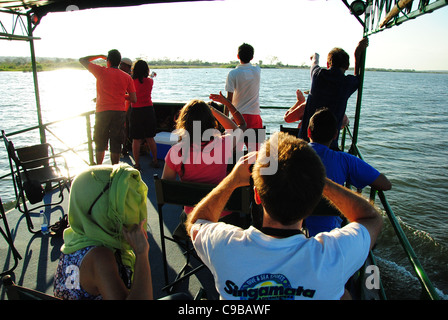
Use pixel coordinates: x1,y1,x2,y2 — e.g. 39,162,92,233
61,163,148,272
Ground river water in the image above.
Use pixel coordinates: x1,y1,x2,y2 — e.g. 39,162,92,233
0,67,447,299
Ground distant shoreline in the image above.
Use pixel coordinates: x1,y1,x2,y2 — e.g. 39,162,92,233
0,57,447,74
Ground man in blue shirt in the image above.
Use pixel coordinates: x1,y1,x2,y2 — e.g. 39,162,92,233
305,108,391,236
298,38,369,150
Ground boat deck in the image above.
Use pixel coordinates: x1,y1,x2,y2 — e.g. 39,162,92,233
0,153,219,300
1,150,382,301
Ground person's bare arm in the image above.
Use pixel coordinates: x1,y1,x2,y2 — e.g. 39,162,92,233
79,55,106,69
210,92,246,131
122,220,152,300
354,38,369,76
310,53,319,67
84,220,152,300
370,173,392,191
224,92,234,116
126,92,137,104
161,163,177,180
284,90,307,123
322,178,382,250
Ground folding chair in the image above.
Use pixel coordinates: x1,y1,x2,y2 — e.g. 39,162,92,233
1,274,61,300
280,125,299,137
0,198,22,277
153,174,251,293
2,130,71,234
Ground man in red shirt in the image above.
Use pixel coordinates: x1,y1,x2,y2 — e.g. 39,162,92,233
80,50,137,165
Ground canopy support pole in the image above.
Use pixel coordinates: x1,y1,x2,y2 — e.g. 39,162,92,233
26,13,46,144
350,46,366,152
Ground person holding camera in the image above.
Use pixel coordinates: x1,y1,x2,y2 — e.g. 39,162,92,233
185,132,382,300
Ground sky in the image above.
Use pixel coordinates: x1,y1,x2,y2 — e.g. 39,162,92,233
1,0,448,71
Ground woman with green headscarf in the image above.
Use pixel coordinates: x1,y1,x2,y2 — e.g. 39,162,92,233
54,164,152,300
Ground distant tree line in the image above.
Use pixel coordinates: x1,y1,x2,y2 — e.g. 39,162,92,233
143,58,306,69
0,56,307,71
1,56,434,73
0,57,81,71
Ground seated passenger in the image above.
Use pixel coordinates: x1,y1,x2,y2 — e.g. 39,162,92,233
54,164,152,300
185,132,383,300
162,95,246,237
305,108,391,236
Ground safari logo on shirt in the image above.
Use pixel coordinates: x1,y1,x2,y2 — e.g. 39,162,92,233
223,273,316,300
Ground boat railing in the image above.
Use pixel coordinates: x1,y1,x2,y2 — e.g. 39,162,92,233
341,126,440,300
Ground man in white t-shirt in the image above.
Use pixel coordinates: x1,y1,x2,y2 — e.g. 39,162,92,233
225,43,262,130
185,132,382,300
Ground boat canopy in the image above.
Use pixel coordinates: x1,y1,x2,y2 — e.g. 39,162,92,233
0,0,215,25
1,0,446,35
0,0,211,13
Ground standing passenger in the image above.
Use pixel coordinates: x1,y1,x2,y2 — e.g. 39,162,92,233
283,89,350,130
119,57,133,75
225,43,262,130
79,50,137,165
130,60,159,170
298,38,369,149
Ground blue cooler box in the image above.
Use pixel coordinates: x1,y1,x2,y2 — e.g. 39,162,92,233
152,131,179,160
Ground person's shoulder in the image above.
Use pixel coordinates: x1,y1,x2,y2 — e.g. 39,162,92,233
82,246,116,271
341,150,365,164
252,64,261,73
344,73,359,81
309,142,328,151
315,222,370,246
194,219,242,234
311,64,323,77
228,67,238,74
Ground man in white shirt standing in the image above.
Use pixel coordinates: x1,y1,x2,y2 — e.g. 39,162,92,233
225,43,262,130
185,132,383,300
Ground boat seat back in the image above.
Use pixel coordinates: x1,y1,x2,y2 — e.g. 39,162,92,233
153,174,251,293
1,275,61,300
